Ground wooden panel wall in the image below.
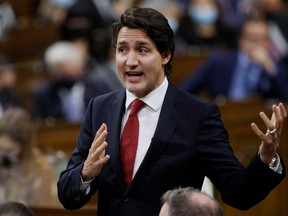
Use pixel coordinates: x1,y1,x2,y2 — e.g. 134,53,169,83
216,99,288,216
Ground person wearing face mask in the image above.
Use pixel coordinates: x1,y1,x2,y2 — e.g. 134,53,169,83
175,0,225,53
0,108,58,206
32,41,112,123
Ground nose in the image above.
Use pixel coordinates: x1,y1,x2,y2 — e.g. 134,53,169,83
126,51,138,68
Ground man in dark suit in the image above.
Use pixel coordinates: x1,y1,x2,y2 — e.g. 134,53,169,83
57,8,287,216
180,17,288,103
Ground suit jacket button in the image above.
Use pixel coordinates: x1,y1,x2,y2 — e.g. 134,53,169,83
122,196,128,202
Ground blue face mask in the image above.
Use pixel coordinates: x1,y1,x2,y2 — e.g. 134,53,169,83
51,0,76,7
189,6,218,25
167,17,179,33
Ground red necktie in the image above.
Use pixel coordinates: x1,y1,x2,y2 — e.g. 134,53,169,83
120,99,145,187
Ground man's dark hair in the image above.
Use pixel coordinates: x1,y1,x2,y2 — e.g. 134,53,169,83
0,202,35,216
111,7,175,76
162,187,224,216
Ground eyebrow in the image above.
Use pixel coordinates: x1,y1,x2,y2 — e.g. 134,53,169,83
117,40,151,47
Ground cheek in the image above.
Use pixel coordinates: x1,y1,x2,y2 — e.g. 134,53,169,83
116,57,126,70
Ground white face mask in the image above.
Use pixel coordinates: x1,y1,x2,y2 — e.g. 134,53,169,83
189,6,218,25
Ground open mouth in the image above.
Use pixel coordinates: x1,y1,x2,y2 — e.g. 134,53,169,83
126,72,144,77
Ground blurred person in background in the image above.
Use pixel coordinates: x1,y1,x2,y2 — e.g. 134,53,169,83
88,28,124,92
253,0,288,60
0,57,22,118
180,17,288,103
175,0,225,54
0,201,35,216
32,41,111,123
37,0,77,25
60,0,133,67
0,108,58,206
159,187,224,216
0,0,17,38
216,0,253,49
138,0,182,34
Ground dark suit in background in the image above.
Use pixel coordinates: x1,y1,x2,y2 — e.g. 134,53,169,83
180,51,288,102
32,76,111,122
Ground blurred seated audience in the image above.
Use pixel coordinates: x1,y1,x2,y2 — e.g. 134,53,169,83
88,28,124,92
0,0,17,37
253,0,288,60
180,17,288,103
159,187,224,216
138,0,182,34
37,0,77,25
216,0,253,49
0,108,58,206
0,57,22,117
32,41,112,123
0,201,35,216
60,0,133,65
175,0,225,54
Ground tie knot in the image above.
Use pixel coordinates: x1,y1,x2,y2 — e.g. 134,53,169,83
130,99,145,115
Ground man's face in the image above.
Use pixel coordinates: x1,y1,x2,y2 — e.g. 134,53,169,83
115,27,170,98
239,21,271,57
159,203,170,216
51,61,84,81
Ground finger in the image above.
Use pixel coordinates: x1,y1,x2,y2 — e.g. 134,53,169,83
89,142,108,161
273,105,282,132
94,142,108,159
93,155,111,176
82,154,110,180
94,123,107,142
86,141,108,165
96,155,110,167
259,111,274,130
91,124,108,149
251,122,266,140
279,103,287,118
251,122,276,148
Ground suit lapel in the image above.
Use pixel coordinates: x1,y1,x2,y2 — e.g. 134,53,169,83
106,90,126,189
130,84,182,190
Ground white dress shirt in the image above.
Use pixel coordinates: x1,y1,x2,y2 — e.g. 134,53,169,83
123,77,168,177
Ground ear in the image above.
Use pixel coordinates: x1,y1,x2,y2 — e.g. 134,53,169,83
162,51,171,65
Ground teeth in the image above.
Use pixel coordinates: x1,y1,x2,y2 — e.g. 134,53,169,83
127,72,143,76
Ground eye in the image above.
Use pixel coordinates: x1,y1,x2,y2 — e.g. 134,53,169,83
117,46,128,55
138,47,148,54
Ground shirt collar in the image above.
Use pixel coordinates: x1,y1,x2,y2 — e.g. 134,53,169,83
125,77,168,112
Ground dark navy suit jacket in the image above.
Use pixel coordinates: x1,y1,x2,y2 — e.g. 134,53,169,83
180,52,288,102
57,82,285,216
32,77,111,121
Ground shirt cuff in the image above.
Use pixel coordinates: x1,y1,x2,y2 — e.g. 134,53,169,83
80,176,93,195
268,153,283,174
